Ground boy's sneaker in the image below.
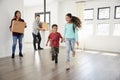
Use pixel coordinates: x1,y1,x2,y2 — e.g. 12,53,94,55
55,54,58,64
52,55,55,61
55,60,58,64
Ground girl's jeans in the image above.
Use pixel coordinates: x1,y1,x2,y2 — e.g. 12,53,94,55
66,38,75,62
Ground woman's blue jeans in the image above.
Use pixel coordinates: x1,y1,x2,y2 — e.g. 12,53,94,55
12,35,23,54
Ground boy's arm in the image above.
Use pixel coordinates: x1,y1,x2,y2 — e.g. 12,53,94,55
46,38,50,46
59,33,63,43
60,36,64,43
46,34,51,46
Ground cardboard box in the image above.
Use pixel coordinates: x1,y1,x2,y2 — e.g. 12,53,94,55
41,22,49,30
12,21,26,33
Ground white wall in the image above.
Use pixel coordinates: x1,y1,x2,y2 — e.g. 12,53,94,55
24,1,59,48
84,0,120,52
58,0,120,52
58,1,77,36
24,0,120,52
0,0,24,58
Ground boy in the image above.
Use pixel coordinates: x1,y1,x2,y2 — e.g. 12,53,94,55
46,24,63,64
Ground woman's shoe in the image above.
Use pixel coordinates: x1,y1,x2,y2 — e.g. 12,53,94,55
19,52,23,57
11,53,15,58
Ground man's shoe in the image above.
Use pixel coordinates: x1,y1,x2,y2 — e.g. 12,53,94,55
38,48,43,50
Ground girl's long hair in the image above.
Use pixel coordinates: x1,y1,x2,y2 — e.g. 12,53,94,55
66,13,82,28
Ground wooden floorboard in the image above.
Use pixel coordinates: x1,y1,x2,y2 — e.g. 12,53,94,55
0,45,120,80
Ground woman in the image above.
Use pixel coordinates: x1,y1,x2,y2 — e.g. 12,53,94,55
64,13,81,70
10,10,26,58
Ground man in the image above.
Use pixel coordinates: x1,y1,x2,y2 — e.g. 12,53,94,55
32,15,44,51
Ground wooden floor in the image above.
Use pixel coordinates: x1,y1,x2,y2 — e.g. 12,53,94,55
0,44,120,80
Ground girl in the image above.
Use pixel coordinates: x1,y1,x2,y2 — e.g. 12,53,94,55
10,10,26,58
64,13,81,70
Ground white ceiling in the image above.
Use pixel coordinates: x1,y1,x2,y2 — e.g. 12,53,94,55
24,0,69,7
24,0,54,7
24,0,92,7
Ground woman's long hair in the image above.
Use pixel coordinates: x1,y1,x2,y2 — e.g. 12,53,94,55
66,13,82,28
13,10,21,19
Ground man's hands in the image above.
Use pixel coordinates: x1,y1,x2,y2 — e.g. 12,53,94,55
35,27,45,31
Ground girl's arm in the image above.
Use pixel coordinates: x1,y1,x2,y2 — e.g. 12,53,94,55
75,28,79,46
63,25,66,42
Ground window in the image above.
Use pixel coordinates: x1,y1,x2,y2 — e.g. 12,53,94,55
113,23,120,36
98,7,110,20
83,9,94,20
96,23,109,36
114,5,120,19
35,12,51,25
82,23,94,35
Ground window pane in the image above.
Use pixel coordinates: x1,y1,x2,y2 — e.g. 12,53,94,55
115,6,120,19
82,23,93,35
40,14,44,22
98,7,110,20
46,14,49,23
96,24,109,36
113,23,120,36
83,9,94,20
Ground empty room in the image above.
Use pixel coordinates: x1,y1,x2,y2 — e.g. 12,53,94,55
0,0,120,80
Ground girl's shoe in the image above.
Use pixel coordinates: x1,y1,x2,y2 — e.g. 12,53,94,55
66,62,70,70
72,52,75,57
66,67,70,71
